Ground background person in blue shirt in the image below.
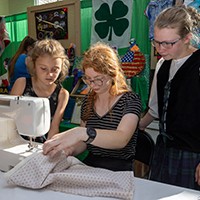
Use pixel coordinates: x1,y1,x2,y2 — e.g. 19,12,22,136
8,36,36,90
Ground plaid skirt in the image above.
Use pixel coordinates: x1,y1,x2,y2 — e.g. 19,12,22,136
150,135,200,190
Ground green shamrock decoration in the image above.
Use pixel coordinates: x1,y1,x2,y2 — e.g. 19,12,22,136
94,0,129,41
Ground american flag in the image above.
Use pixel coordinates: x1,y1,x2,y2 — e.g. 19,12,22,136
121,51,134,62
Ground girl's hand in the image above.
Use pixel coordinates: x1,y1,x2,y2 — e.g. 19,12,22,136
195,163,200,185
42,127,83,158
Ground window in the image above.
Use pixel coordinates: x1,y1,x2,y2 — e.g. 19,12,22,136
34,0,62,6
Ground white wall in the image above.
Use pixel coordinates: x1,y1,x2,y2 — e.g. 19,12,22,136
0,0,34,16
0,0,9,16
9,0,34,15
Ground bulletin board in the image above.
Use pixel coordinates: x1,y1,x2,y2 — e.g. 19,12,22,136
27,0,81,56
34,7,68,40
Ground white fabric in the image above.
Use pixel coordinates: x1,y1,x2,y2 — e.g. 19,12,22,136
1,170,200,200
91,0,132,48
4,151,134,200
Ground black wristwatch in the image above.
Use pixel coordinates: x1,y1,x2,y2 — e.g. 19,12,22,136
84,127,97,144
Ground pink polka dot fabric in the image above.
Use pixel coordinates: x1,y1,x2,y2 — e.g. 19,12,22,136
4,151,135,200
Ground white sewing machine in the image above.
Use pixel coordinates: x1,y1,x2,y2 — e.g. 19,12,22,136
0,94,50,172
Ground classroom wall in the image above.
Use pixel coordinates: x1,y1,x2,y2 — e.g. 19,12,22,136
0,0,9,16
9,0,34,15
0,0,34,16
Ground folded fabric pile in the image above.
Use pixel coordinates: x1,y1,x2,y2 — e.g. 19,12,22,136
4,151,135,200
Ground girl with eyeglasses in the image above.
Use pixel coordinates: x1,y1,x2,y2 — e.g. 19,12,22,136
43,42,141,171
139,6,200,189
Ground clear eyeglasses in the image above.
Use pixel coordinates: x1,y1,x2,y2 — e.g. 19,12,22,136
82,76,104,86
151,38,181,49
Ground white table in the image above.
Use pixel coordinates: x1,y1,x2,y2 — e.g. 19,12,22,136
0,171,199,200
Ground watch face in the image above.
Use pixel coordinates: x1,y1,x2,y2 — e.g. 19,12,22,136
85,127,96,144
87,128,96,139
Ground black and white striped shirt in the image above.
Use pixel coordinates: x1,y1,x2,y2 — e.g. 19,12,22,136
81,91,141,160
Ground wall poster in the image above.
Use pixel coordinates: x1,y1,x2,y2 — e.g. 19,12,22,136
35,8,68,40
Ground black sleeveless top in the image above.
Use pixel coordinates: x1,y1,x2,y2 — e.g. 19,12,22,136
22,78,62,143
157,49,200,152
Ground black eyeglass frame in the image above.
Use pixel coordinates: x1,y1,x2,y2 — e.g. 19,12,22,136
81,76,105,86
151,38,181,49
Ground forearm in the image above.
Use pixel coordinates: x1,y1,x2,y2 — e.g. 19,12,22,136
195,163,200,186
71,142,87,156
47,110,66,140
43,115,139,157
91,128,130,149
47,119,60,140
139,112,156,130
77,119,138,149
47,126,59,140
